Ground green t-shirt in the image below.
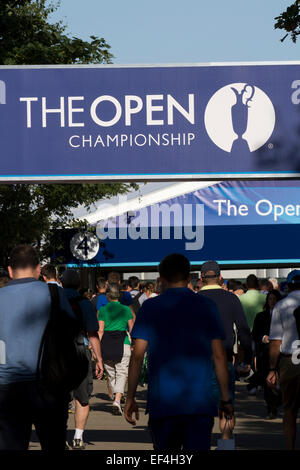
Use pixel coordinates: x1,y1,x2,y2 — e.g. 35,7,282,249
98,301,133,345
240,290,266,331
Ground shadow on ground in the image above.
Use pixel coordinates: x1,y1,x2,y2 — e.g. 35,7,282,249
76,428,152,447
219,382,300,450
30,381,300,450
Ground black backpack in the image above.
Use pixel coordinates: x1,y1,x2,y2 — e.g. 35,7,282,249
36,284,89,397
131,291,144,316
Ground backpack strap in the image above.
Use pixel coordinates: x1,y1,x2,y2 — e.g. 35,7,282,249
120,291,126,305
68,295,87,336
48,283,60,320
36,284,59,387
132,291,144,314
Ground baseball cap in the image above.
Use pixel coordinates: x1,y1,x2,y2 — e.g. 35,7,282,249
287,270,300,285
201,260,221,278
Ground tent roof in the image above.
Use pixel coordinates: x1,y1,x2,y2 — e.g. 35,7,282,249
75,181,219,225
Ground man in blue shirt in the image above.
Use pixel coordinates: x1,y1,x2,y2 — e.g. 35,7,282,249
91,276,108,311
124,253,233,451
0,245,74,450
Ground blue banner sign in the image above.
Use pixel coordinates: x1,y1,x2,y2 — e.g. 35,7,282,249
1,62,300,181
56,181,300,268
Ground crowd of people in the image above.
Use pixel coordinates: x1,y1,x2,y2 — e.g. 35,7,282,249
0,245,300,451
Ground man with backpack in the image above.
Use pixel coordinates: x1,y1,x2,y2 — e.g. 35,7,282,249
0,245,75,450
128,276,140,298
128,276,144,316
62,269,103,450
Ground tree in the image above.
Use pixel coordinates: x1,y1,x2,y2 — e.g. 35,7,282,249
0,1,136,266
0,0,113,64
275,1,300,42
0,183,137,266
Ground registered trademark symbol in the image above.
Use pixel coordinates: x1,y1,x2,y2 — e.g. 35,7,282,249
268,143,274,149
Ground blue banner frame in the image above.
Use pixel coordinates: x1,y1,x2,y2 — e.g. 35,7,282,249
53,180,300,268
1,62,300,182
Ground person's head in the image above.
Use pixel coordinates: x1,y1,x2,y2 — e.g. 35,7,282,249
61,269,81,290
227,280,246,297
41,263,58,283
235,285,246,297
227,279,237,292
200,260,221,286
139,281,146,292
269,277,279,290
194,278,204,292
128,276,140,291
265,289,282,311
107,271,121,285
158,253,190,290
96,276,107,293
287,270,300,292
106,283,120,302
79,287,92,300
8,245,40,280
259,278,273,293
120,280,129,291
143,281,154,297
246,274,259,290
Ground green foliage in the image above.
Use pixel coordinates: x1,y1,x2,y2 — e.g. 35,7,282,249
0,1,136,265
0,0,113,64
0,182,138,266
275,1,300,43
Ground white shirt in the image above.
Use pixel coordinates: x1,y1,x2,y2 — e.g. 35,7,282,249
130,289,140,298
139,292,158,306
47,281,61,287
269,291,300,354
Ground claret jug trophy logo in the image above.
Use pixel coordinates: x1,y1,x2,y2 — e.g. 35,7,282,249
204,83,276,153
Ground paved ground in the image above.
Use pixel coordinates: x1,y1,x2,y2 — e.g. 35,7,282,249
29,378,300,450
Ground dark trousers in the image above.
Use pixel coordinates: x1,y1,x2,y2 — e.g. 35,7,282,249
0,380,69,450
148,414,214,451
247,350,282,413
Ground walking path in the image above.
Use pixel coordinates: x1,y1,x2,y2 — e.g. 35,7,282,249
29,379,300,450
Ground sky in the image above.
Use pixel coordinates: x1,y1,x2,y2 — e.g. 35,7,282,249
50,0,300,64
